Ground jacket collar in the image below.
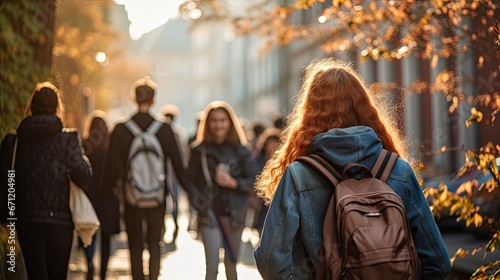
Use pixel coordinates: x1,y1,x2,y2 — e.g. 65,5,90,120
17,115,63,138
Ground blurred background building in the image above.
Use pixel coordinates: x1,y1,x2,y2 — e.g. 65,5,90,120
100,0,499,178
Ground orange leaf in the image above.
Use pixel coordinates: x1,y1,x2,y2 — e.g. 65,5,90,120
473,213,483,227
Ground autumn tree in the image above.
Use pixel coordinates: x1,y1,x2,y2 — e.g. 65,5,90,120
179,0,500,278
52,0,120,129
0,0,120,137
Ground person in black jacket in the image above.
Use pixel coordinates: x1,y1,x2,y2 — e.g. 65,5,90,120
0,82,92,280
81,110,119,280
102,77,188,280
188,100,258,280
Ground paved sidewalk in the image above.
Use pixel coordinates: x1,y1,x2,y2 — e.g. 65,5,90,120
68,195,263,280
68,194,499,280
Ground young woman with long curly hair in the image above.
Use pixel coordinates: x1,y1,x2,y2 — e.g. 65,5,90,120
253,58,451,279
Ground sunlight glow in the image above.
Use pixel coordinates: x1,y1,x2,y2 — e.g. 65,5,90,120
189,8,202,20
115,0,185,40
95,52,107,63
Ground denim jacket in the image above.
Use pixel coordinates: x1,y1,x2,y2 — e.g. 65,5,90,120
254,126,451,280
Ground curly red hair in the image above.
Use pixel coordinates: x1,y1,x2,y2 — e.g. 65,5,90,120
255,58,409,204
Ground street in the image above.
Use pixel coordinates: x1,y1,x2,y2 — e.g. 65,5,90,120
68,194,262,280
68,193,500,280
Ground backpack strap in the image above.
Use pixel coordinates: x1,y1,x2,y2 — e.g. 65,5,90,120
297,154,342,186
124,119,163,136
147,120,163,135
124,119,142,136
298,154,342,276
200,145,214,189
371,149,398,182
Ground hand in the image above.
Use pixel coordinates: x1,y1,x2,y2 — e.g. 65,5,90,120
215,166,237,189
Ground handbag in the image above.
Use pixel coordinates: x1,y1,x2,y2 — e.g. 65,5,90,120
69,180,100,248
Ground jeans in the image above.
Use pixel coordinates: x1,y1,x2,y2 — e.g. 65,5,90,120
200,210,245,280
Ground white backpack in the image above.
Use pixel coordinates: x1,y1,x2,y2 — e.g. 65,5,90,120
123,119,166,208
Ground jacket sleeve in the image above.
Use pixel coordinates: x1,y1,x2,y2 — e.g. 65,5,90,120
403,165,452,279
162,123,189,195
101,124,127,200
66,131,92,193
234,145,258,193
254,167,299,280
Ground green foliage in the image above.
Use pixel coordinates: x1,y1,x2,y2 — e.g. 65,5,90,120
0,0,53,139
0,0,119,136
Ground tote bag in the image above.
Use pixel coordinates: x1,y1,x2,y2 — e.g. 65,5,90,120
69,181,100,248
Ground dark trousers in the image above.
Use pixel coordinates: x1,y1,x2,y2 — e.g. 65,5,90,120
124,203,166,280
100,231,112,279
17,223,73,280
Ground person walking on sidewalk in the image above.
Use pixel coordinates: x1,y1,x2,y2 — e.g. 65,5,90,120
1,82,92,280
253,58,452,279
188,101,258,280
81,110,120,280
159,104,190,247
102,77,188,280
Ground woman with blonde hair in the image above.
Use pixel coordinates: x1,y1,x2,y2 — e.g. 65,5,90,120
188,101,258,280
253,58,451,279
0,82,91,280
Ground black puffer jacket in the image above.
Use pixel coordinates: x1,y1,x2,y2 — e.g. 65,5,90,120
0,115,92,227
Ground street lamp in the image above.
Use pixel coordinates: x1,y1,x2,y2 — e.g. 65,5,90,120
95,51,109,66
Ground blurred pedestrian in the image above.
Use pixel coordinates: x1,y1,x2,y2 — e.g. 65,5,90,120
102,77,188,280
251,127,281,236
0,82,92,280
188,111,203,145
253,58,452,279
187,111,204,235
81,110,120,280
271,112,286,131
160,104,190,247
248,118,267,157
188,101,258,280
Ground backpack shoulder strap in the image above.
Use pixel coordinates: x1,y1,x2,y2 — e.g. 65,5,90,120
124,119,142,137
297,154,342,186
147,120,163,135
371,149,399,182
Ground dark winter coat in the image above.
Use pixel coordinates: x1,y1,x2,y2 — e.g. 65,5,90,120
0,115,92,228
82,137,120,235
188,141,258,226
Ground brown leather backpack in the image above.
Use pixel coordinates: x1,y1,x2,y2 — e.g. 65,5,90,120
298,149,421,280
